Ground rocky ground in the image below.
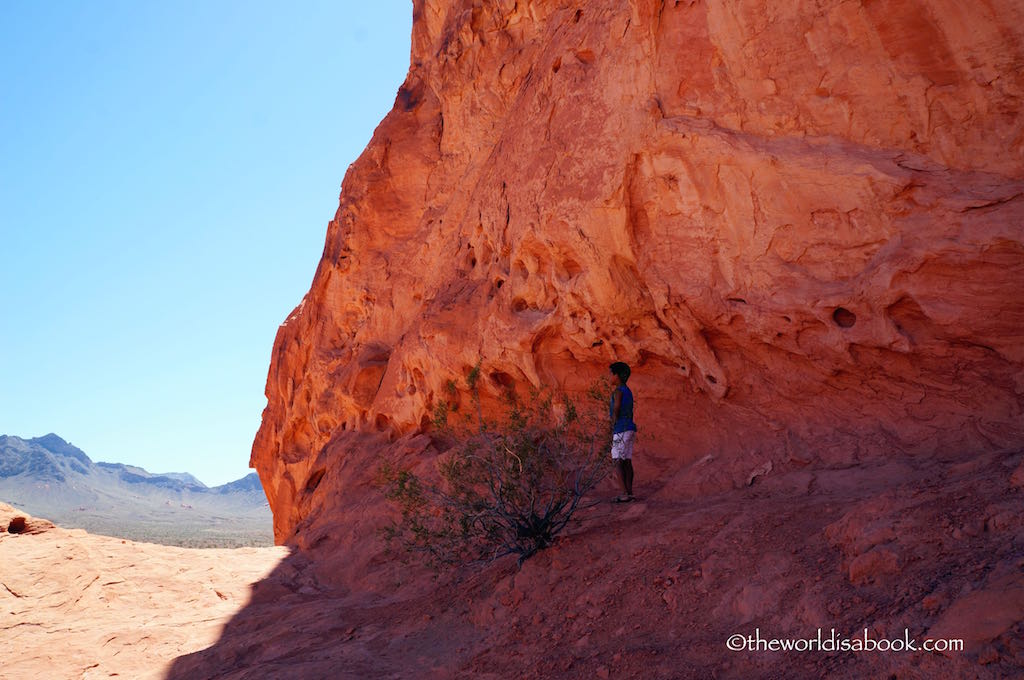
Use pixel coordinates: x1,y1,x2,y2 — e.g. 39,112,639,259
169,442,1023,679
3,443,1022,679
0,503,287,680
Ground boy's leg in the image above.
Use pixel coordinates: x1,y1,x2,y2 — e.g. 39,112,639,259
616,459,629,495
623,431,635,497
612,432,635,500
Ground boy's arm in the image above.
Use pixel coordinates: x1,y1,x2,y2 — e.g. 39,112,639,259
611,389,622,425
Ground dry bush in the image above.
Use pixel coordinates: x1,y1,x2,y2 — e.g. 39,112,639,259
380,369,611,566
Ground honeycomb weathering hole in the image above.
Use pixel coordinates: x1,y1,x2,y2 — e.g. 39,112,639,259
833,307,857,328
8,517,27,534
304,469,326,493
490,371,515,388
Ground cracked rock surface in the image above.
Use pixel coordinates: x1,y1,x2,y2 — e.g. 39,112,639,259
0,503,287,680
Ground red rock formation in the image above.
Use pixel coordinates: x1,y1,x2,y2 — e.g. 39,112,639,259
242,6,1024,671
237,3,1024,675
252,0,1024,543
1,505,53,535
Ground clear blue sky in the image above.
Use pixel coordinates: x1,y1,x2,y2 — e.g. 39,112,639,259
0,2,412,486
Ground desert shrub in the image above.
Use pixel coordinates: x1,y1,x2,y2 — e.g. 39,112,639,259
380,371,610,566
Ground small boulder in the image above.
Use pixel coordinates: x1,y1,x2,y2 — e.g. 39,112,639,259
848,547,899,584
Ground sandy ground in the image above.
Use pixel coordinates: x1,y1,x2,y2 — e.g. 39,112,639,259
0,503,287,680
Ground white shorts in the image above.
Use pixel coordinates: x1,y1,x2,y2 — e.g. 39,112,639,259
611,431,636,460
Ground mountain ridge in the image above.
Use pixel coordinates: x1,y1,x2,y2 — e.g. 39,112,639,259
0,434,271,547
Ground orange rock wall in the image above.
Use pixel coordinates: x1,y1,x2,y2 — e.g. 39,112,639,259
252,0,1024,542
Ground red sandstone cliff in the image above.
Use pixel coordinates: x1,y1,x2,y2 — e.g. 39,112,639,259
237,2,1024,676
252,0,1023,541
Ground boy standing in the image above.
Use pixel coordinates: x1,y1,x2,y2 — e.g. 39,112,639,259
609,362,637,502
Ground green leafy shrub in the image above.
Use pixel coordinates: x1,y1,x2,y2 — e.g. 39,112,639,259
381,373,610,566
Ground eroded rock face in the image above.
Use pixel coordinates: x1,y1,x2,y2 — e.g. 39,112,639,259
251,0,1024,541
0,503,54,535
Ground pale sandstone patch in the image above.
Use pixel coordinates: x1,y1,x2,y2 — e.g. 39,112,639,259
0,503,287,680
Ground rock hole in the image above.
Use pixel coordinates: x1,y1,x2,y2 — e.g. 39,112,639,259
575,49,595,64
7,517,26,534
396,80,423,112
727,297,747,304
573,9,583,22
511,298,529,313
552,57,561,74
304,469,326,493
591,339,604,347
490,371,515,389
495,278,505,289
782,315,791,323
376,414,392,430
362,346,392,364
832,307,857,328
705,374,718,385
561,257,583,278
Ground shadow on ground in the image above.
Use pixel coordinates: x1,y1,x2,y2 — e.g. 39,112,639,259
167,448,1024,679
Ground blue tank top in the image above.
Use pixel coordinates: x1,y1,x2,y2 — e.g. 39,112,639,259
610,385,637,434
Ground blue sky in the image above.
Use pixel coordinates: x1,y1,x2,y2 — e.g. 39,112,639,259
1,2,412,486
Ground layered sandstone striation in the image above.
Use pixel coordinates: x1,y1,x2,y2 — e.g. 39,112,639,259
252,0,1023,541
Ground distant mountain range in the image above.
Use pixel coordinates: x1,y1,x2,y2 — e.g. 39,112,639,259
0,434,273,548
